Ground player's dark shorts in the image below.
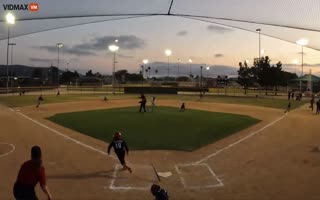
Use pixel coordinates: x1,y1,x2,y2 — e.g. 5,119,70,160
13,182,38,200
116,151,126,165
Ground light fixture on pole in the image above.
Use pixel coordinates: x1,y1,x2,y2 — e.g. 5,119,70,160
165,49,172,77
143,59,149,65
256,29,261,61
296,38,309,92
5,12,15,94
108,44,119,94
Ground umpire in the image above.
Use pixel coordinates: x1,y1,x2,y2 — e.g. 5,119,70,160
139,93,147,112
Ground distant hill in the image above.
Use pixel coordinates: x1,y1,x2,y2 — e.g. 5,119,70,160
0,65,35,77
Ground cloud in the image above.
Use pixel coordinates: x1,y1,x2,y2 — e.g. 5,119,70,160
37,35,146,56
177,30,188,36
207,25,233,33
29,57,54,63
39,45,96,56
76,35,146,50
283,63,320,67
214,53,224,58
105,52,134,59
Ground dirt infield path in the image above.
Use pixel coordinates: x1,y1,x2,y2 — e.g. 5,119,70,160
1,100,320,200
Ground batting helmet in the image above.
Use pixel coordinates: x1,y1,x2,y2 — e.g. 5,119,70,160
114,131,122,139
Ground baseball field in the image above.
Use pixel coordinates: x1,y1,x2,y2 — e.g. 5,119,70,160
1,92,319,200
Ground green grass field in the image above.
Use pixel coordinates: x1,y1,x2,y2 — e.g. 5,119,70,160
0,93,306,109
48,106,260,151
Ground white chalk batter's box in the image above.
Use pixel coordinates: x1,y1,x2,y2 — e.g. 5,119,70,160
175,163,224,189
109,164,158,190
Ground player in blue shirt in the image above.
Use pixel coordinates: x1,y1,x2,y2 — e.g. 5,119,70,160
108,132,132,173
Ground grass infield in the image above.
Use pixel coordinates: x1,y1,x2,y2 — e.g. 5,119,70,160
48,106,260,151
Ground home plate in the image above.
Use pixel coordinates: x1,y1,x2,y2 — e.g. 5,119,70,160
109,164,159,190
158,172,172,178
175,163,223,189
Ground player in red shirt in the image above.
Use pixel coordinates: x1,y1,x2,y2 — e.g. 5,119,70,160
13,146,53,200
108,132,132,173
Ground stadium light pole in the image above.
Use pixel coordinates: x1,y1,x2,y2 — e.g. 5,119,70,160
188,58,193,76
292,59,299,75
142,59,149,86
165,49,172,78
5,12,15,94
9,43,16,65
8,42,16,87
56,43,63,85
200,66,203,95
177,58,181,78
256,29,261,61
108,44,119,94
206,66,210,78
296,38,309,92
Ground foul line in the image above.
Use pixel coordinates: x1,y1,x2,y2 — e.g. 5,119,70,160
0,143,15,158
175,114,287,189
15,111,117,161
195,114,287,164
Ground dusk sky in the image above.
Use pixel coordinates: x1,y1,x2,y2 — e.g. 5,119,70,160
0,0,320,76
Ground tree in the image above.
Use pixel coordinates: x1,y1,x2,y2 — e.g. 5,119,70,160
85,70,94,77
270,61,283,95
115,70,127,81
251,56,290,95
252,56,274,94
94,72,102,78
176,76,190,82
115,70,143,82
281,71,298,86
60,70,79,84
32,68,42,78
238,61,255,94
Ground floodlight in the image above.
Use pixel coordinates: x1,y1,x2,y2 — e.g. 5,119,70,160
6,13,15,24
108,45,119,52
165,49,172,56
296,38,309,46
143,59,149,64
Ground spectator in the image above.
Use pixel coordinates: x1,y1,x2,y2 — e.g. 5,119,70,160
13,146,53,200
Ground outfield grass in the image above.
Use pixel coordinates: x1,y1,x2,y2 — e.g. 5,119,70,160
48,106,260,151
0,94,136,107
0,93,306,109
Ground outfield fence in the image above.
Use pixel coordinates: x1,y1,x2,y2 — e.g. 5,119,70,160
0,84,298,98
